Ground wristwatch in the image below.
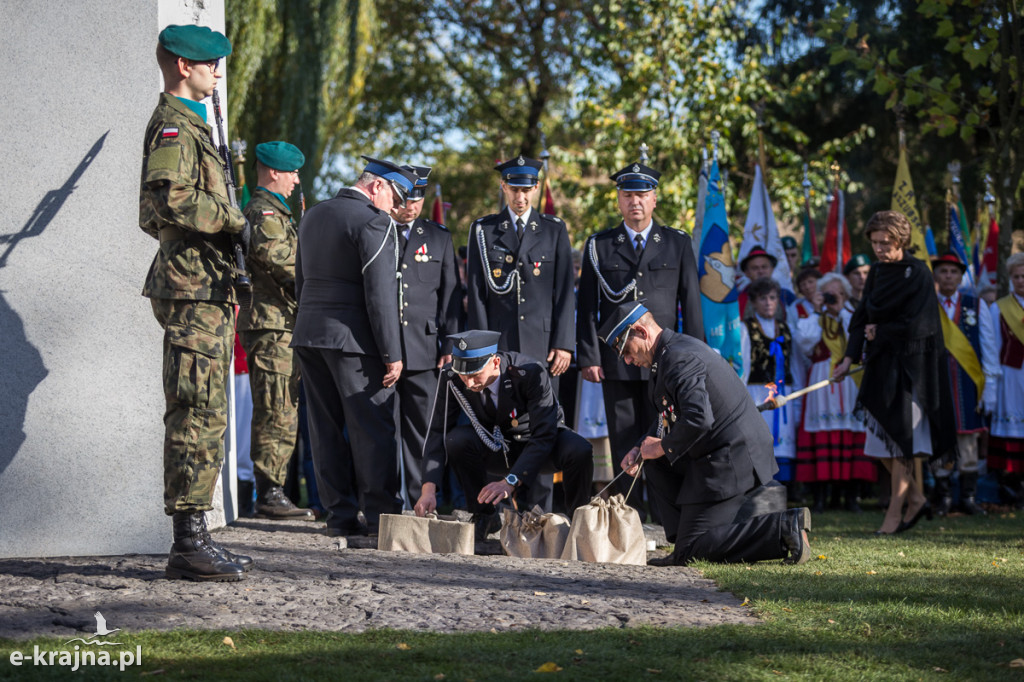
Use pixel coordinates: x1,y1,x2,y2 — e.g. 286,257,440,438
504,474,520,488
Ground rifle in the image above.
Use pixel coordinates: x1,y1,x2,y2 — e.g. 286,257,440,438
210,89,253,311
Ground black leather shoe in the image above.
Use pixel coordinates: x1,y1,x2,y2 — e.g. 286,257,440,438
896,502,932,533
256,475,315,520
647,554,681,567
472,511,501,541
166,513,244,582
781,507,812,565
197,514,254,572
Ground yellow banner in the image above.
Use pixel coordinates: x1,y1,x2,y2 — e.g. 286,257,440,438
938,305,984,396
891,147,931,269
997,295,1024,346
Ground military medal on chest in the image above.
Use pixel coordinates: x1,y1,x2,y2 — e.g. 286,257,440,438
414,244,429,262
533,261,541,276
509,407,519,428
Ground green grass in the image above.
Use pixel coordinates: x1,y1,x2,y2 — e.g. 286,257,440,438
2,510,1023,681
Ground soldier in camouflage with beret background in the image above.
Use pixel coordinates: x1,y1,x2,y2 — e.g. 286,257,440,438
140,24,253,581
237,141,313,521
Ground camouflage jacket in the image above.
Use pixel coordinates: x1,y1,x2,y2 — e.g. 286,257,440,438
237,188,297,332
139,92,246,302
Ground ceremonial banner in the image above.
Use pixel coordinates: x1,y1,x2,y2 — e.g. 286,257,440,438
948,203,976,292
801,191,819,264
925,225,938,259
542,175,556,215
697,159,743,375
979,214,1000,289
738,164,794,303
431,184,446,224
820,187,850,274
891,146,930,266
692,159,708,265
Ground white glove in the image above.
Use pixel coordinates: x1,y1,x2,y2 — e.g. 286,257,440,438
981,378,998,415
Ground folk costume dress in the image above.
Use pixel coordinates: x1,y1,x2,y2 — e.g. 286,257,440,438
792,308,875,483
980,292,1024,473
740,314,797,481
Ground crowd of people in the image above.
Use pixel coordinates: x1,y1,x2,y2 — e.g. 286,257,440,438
140,25,1022,582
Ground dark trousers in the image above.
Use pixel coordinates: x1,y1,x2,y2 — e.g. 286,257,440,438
602,378,659,514
396,368,439,504
645,455,788,564
444,425,594,515
295,347,402,532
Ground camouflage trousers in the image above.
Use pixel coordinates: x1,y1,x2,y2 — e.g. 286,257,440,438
239,329,299,486
151,298,234,515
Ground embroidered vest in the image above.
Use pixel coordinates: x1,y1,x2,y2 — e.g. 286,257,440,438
746,319,793,385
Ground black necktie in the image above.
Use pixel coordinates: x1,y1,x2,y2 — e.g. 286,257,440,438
516,217,525,240
634,233,644,257
481,387,498,422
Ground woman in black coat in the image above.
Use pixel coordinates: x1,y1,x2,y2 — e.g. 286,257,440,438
834,210,957,535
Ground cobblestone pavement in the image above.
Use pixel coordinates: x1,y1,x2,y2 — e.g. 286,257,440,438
0,518,758,640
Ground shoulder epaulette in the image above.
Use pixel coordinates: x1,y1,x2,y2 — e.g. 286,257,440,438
420,218,448,232
542,213,563,223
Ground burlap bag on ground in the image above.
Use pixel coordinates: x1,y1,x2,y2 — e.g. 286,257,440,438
560,494,646,565
499,505,570,559
377,512,474,555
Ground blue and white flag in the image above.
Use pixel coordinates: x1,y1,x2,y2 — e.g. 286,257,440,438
737,164,795,304
948,203,976,292
697,159,743,376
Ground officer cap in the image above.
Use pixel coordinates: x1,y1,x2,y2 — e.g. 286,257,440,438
255,141,305,172
740,246,777,272
610,163,660,192
843,253,872,275
361,156,418,203
402,165,432,201
781,236,799,250
450,330,502,375
159,24,232,61
598,301,649,356
932,251,966,273
495,156,542,187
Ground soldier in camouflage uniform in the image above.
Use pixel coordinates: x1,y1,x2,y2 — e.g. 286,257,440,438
237,141,313,520
141,24,253,581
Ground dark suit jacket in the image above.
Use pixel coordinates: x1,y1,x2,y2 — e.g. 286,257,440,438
577,222,704,381
422,351,566,488
398,217,462,371
466,208,575,360
291,187,401,362
647,330,777,504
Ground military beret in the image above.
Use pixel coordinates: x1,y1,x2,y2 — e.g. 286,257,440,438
361,156,417,201
610,163,660,191
495,156,542,187
598,301,649,356
781,236,799,250
255,141,305,172
450,330,501,375
402,165,432,200
843,253,872,275
159,24,232,61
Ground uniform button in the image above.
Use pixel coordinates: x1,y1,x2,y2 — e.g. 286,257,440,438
403,321,408,325
520,315,525,320
402,264,408,269
637,272,643,277
403,283,409,289
404,303,408,307
638,290,644,296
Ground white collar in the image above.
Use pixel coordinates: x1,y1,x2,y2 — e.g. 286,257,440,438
507,207,532,228
623,220,653,246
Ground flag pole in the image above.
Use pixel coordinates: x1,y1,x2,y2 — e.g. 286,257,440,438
831,161,844,273
537,128,550,212
755,101,769,189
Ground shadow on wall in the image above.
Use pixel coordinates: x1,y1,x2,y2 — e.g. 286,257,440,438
0,132,108,477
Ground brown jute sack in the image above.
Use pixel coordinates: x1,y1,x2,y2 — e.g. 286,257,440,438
560,494,646,565
377,512,474,555
499,505,571,559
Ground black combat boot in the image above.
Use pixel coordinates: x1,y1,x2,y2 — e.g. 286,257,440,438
166,513,244,582
255,473,314,520
932,475,953,517
237,479,256,518
811,483,826,514
957,473,987,515
196,513,254,572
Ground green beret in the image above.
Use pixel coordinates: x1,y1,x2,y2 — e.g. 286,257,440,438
781,236,798,250
255,141,305,172
159,24,232,61
843,253,872,274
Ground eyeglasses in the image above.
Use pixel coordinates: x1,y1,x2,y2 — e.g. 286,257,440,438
191,58,220,72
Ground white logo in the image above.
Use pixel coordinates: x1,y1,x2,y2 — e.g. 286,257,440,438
459,339,468,350
8,612,142,672
517,156,525,166
632,164,640,172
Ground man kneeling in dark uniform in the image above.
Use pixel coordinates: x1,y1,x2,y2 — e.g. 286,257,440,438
414,330,593,532
598,301,811,566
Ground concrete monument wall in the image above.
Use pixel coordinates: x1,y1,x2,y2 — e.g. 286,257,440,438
0,0,236,559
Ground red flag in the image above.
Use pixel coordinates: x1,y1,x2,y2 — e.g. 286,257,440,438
820,187,851,274
431,185,445,225
543,176,556,215
979,215,999,288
